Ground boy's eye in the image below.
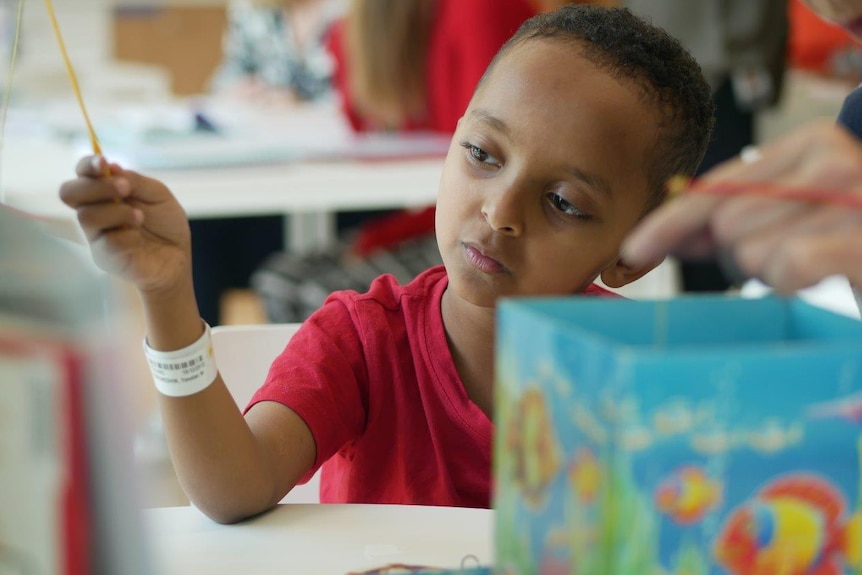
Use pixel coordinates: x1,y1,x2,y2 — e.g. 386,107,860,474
469,145,490,163
460,141,499,167
547,192,590,220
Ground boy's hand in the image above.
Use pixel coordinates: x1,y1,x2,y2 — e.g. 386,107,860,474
622,121,862,292
60,155,193,295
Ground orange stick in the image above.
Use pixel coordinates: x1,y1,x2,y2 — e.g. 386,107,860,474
43,0,108,174
667,175,862,210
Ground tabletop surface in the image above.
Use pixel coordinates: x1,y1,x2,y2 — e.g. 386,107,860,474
1,137,445,221
143,503,494,575
0,100,446,221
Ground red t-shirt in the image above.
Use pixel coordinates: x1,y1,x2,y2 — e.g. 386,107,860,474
247,266,619,508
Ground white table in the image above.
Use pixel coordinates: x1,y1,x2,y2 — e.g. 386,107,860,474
1,136,444,251
143,504,494,575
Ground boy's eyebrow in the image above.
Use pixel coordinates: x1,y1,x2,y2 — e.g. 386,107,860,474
570,166,612,199
469,108,612,199
468,108,510,136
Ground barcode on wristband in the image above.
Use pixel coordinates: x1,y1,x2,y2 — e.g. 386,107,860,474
151,356,203,371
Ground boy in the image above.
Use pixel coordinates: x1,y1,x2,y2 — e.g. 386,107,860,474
59,6,714,523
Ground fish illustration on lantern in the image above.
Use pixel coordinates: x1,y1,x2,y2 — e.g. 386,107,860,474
654,466,722,525
505,388,562,509
713,474,862,575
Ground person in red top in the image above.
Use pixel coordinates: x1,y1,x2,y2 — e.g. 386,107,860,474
788,0,856,73
59,5,714,522
330,0,536,134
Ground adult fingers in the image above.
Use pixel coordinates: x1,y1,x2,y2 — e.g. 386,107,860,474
623,122,862,266
762,227,862,291
622,192,723,265
724,205,862,290
709,195,810,246
699,120,843,185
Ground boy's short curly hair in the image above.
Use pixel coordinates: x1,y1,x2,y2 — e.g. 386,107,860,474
482,5,715,211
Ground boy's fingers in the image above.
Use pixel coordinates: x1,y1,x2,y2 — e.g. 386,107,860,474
60,174,131,208
118,169,170,203
75,203,143,241
75,154,107,178
70,156,171,204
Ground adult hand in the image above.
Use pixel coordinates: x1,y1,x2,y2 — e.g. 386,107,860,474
622,121,862,292
59,155,193,295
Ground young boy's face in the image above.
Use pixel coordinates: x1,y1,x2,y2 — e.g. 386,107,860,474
435,39,661,309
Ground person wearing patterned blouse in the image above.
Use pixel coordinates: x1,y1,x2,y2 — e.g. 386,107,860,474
210,0,344,104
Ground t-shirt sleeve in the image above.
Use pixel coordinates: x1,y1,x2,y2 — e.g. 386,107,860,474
245,298,368,480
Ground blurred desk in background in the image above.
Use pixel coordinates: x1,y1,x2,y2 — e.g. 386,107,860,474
0,100,447,251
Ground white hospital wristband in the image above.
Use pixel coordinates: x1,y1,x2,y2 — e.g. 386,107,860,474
143,322,218,397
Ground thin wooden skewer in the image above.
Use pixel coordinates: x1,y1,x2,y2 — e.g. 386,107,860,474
43,0,105,162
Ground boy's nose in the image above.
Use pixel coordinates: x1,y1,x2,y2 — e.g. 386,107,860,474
481,185,526,237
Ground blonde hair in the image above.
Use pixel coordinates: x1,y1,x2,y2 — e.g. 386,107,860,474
346,0,438,129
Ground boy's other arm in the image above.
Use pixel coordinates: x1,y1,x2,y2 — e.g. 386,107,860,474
60,156,316,523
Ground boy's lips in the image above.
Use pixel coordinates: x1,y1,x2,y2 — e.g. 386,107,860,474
462,242,509,274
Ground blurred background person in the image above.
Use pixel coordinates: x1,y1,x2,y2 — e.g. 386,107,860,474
330,0,533,132
624,0,789,293
798,0,862,85
789,0,860,81
252,0,536,323
192,0,344,327
210,0,344,104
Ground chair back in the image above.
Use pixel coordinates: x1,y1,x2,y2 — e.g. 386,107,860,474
210,323,320,503
211,323,300,407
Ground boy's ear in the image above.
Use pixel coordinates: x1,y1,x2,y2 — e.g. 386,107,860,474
600,255,664,289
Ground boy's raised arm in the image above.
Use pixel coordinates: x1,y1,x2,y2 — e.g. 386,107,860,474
59,155,316,523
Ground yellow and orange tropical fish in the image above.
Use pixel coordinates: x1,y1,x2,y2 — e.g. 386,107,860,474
714,474,862,575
